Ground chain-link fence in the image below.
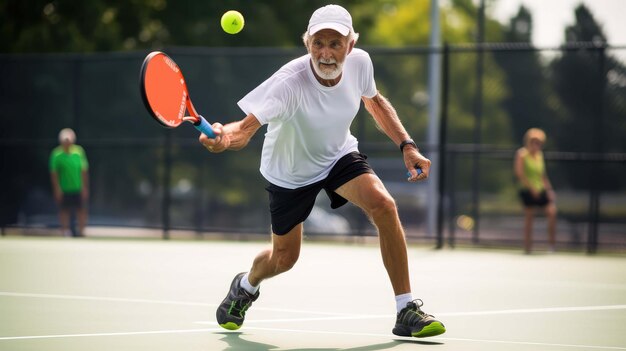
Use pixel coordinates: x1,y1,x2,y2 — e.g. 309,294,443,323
437,43,626,253
1,43,625,252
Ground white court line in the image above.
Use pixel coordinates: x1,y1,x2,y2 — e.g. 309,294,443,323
438,304,626,317
2,325,625,350
441,337,626,351
195,304,626,324
0,291,353,316
0,291,213,307
0,328,222,341
2,291,625,349
5,291,625,319
195,315,383,325
242,326,626,350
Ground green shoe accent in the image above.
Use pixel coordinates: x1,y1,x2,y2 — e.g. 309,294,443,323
219,322,241,330
216,272,260,330
412,322,446,338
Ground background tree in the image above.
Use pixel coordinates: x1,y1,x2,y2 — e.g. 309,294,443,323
550,4,626,189
493,6,558,145
1,0,380,53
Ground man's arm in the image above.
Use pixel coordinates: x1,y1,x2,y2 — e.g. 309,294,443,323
362,92,430,181
50,172,62,204
81,169,89,201
79,148,89,201
362,93,410,145
199,114,262,153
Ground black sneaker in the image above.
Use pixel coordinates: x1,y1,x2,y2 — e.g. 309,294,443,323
216,272,259,330
392,299,446,338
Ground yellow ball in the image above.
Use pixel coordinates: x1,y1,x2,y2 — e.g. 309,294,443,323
221,10,244,34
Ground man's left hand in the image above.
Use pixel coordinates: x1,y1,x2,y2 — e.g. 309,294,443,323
404,147,431,182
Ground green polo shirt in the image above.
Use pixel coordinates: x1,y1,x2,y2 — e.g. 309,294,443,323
49,145,89,193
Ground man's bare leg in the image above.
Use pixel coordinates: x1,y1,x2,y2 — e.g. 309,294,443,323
335,173,410,295
335,173,445,338
59,208,71,236
77,207,88,236
216,223,302,330
248,224,303,286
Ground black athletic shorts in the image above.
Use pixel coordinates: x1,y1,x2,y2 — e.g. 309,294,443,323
61,193,83,210
265,152,375,235
519,189,549,207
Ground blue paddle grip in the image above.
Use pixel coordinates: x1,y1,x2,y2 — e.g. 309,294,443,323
193,115,216,138
406,167,423,178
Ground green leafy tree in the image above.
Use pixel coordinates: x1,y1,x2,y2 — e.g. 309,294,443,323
493,6,558,144
1,0,379,53
550,4,626,189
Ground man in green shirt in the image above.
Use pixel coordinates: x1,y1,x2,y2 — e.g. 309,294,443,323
49,128,89,237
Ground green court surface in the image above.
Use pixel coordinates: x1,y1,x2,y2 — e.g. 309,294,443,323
1,236,625,351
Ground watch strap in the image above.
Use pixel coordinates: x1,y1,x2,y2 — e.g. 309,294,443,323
399,139,417,153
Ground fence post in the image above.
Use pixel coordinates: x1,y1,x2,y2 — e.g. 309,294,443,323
162,130,172,240
448,152,457,248
72,56,83,137
471,47,485,244
436,43,450,249
587,45,606,254
427,0,442,240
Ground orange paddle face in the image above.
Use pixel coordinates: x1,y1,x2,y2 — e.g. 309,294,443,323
140,51,198,128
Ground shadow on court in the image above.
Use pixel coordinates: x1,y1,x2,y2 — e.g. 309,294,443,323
216,332,444,350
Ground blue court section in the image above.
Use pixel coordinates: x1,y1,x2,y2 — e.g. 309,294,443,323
1,236,625,350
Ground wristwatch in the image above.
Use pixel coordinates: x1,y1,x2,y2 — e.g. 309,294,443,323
399,139,418,153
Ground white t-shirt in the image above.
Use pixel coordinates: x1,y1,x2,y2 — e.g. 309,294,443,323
237,48,378,189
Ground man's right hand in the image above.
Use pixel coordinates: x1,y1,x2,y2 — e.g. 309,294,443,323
199,123,230,153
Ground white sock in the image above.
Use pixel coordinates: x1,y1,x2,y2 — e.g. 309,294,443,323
240,272,259,294
395,293,413,314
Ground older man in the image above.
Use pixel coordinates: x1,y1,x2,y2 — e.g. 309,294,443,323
49,128,89,237
203,4,445,338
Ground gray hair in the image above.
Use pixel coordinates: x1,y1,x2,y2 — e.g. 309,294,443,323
301,30,359,49
58,128,76,143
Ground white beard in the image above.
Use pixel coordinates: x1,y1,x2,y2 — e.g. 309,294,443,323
312,57,343,80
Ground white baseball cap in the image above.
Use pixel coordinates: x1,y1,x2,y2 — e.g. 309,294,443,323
58,128,76,143
307,4,354,36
